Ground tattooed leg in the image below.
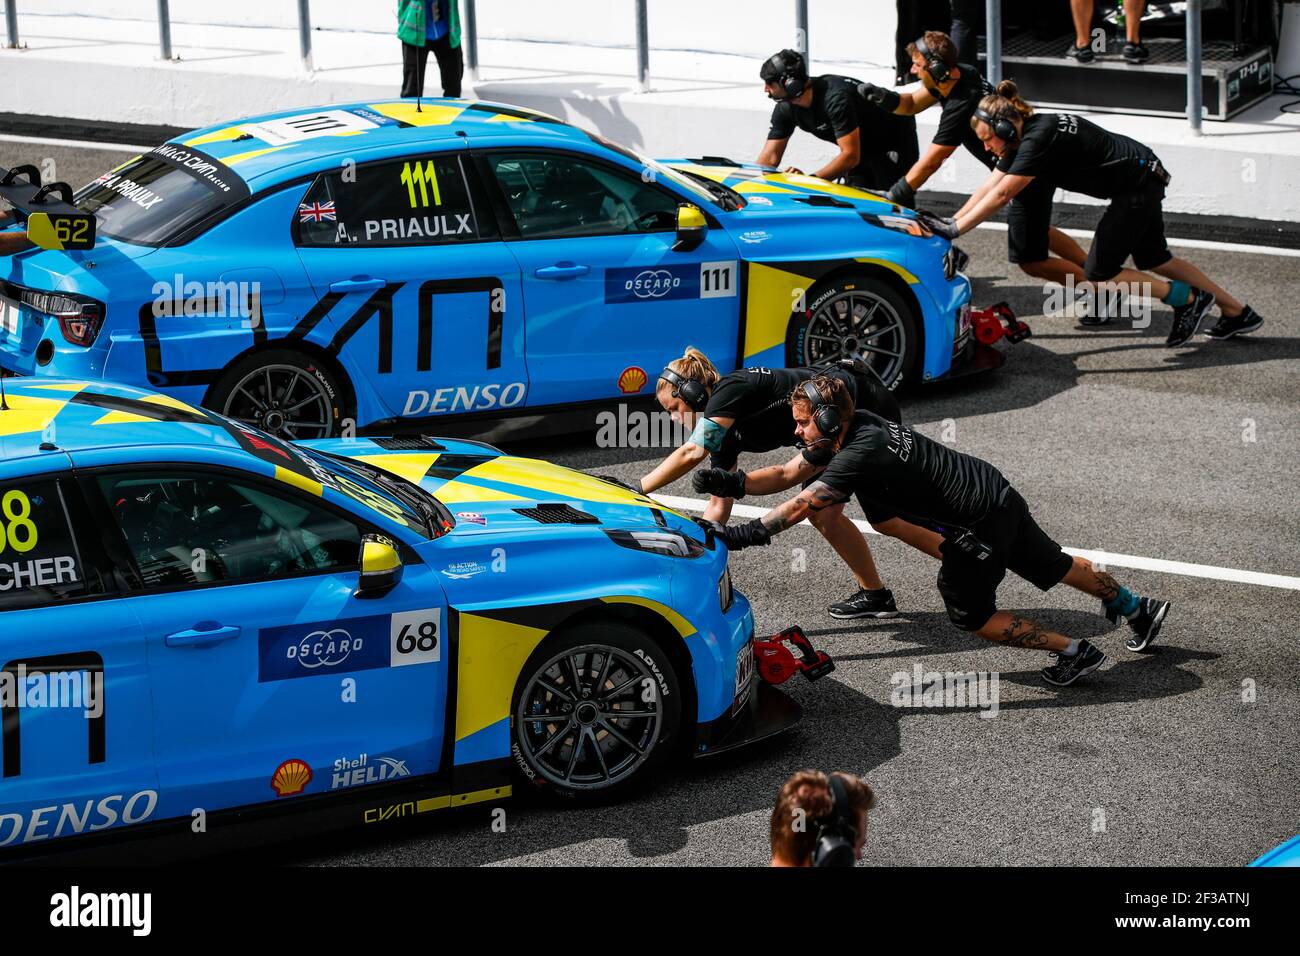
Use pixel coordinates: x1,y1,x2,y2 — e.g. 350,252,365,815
976,611,1071,653
1062,555,1122,600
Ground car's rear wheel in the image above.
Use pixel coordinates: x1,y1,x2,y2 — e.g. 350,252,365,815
208,349,348,439
511,622,683,802
787,275,921,390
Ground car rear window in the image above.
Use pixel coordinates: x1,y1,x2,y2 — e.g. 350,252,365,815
75,151,241,245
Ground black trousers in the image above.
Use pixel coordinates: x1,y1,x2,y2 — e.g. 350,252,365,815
401,36,464,98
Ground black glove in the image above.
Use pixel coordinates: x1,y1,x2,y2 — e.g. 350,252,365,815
597,474,642,494
858,82,901,113
691,467,746,499
886,176,916,208
720,518,773,551
918,212,960,240
692,516,725,539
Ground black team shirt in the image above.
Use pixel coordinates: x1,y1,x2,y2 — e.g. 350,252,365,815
817,410,1011,529
703,367,901,470
997,112,1158,199
928,63,996,169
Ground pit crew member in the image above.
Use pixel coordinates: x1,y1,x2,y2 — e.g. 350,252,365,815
757,49,919,191
637,347,942,619
931,83,1264,344
711,375,1172,686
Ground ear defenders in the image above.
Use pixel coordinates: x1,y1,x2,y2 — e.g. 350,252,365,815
811,775,858,868
914,35,951,84
801,379,841,438
764,49,808,99
975,105,1019,144
660,367,708,412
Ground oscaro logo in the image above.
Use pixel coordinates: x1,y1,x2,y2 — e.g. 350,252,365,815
287,628,361,669
626,269,680,299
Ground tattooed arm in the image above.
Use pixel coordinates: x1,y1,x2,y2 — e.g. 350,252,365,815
720,480,850,550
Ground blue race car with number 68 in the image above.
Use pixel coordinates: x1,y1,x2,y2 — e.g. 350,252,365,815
0,98,985,442
0,378,796,856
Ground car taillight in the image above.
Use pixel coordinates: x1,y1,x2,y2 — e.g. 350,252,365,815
57,309,104,347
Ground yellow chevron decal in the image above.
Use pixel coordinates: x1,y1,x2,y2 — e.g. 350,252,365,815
0,393,70,438
92,392,204,426
184,126,248,147
370,102,465,127
455,612,549,742
764,172,894,207
274,466,323,497
354,452,441,486
25,382,92,392
466,457,659,508
600,596,696,637
223,145,291,166
855,256,919,284
429,480,528,504
733,180,799,194
744,261,806,359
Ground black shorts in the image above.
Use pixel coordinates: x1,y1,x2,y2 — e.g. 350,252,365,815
1084,179,1173,281
935,488,1074,631
1006,178,1056,264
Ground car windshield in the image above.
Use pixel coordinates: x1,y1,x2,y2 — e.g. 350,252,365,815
299,447,454,540
75,154,231,245
586,131,727,208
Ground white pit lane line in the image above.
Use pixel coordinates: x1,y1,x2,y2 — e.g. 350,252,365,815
973,221,1300,259
0,133,150,153
650,494,1300,592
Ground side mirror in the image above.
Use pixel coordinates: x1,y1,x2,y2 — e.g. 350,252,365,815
673,204,707,251
356,533,403,597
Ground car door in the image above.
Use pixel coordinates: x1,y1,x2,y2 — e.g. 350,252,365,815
294,151,528,425
0,462,159,851
87,465,449,817
480,149,743,406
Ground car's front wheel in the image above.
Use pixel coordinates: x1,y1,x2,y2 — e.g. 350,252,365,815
207,349,349,439
787,275,921,390
511,622,683,802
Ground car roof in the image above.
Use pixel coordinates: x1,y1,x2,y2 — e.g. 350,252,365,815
0,378,486,469
171,99,601,191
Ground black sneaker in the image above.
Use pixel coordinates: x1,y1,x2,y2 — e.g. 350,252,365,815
1109,597,1170,652
1166,288,1214,346
828,587,898,619
1041,640,1106,686
1076,286,1117,326
1203,305,1264,340
1065,43,1096,63
1123,42,1150,64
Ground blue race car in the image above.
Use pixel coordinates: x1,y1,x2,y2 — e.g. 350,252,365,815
0,99,982,441
0,377,794,855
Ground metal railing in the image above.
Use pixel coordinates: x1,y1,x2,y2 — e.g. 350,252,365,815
0,0,1212,130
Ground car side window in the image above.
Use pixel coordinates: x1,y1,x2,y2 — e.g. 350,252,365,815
295,152,495,248
486,153,680,239
98,472,361,589
0,478,103,611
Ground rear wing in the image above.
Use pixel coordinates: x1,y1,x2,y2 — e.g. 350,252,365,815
0,165,96,251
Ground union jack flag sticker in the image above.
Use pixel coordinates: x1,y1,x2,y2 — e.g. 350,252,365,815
298,201,337,223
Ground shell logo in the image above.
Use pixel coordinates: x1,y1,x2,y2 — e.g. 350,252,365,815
271,758,313,797
618,366,648,394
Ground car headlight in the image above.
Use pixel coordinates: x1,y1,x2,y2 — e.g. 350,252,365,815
944,243,970,280
718,566,733,612
604,529,705,558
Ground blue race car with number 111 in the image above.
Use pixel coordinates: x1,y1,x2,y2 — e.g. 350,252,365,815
0,98,985,441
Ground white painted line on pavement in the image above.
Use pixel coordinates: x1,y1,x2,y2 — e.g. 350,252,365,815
974,221,1300,259
0,133,148,153
651,493,1300,592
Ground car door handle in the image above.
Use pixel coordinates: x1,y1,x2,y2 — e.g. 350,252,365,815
329,277,387,293
534,263,590,280
165,624,242,648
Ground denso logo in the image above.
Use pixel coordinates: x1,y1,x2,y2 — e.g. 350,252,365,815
287,629,361,669
625,270,680,299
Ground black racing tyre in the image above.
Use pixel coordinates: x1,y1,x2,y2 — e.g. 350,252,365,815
786,274,922,391
511,621,683,802
207,348,349,440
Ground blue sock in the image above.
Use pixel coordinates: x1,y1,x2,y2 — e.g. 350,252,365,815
1161,280,1191,306
1104,587,1140,619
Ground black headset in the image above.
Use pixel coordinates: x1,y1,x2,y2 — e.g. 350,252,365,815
660,367,708,412
914,35,952,84
975,105,1020,144
811,775,859,868
801,379,841,438
763,49,809,99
